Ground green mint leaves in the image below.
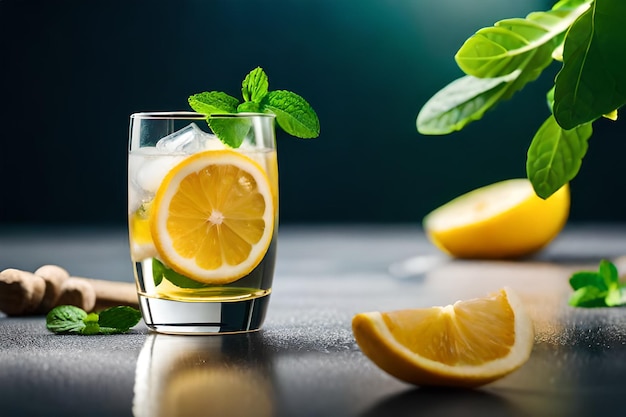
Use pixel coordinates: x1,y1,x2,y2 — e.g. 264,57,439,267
152,258,208,289
241,67,269,103
188,91,239,114
188,67,320,147
46,305,88,333
568,260,626,308
417,0,626,199
260,90,321,139
46,305,142,335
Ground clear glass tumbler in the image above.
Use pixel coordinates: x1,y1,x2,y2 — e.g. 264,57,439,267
128,112,278,334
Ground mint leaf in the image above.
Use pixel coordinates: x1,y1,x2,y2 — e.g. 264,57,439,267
568,286,607,308
568,260,626,308
599,259,619,287
152,257,164,286
208,118,252,148
242,67,269,103
261,90,320,138
81,312,100,335
99,306,142,332
152,258,209,289
189,67,320,146
569,271,606,291
237,101,261,113
46,305,142,335
46,305,87,333
188,91,239,115
605,287,625,307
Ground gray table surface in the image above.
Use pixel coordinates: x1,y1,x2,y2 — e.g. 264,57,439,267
1,224,626,417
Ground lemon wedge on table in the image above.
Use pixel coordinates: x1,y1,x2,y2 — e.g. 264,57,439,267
423,179,570,259
352,287,534,388
150,149,275,285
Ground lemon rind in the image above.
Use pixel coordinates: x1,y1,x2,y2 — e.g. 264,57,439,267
151,149,275,285
353,287,535,387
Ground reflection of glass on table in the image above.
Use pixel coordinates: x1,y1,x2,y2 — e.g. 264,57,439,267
133,334,275,417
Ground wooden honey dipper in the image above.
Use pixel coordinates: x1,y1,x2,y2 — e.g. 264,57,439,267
0,265,139,316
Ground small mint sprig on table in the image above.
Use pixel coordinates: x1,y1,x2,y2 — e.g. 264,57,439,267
46,305,142,335
188,67,320,147
568,260,626,308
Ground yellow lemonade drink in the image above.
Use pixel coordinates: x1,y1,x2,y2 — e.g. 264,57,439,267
128,112,278,334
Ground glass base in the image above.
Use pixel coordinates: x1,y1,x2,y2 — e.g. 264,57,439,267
138,293,271,334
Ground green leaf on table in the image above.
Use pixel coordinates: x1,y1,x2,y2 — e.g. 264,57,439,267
554,0,626,129
526,115,592,198
46,305,142,335
46,305,87,334
152,258,208,289
568,259,626,308
568,286,608,308
188,91,239,115
569,263,610,307
241,67,269,103
260,90,320,138
605,287,626,308
569,271,607,291
99,306,143,333
81,313,101,335
598,259,619,287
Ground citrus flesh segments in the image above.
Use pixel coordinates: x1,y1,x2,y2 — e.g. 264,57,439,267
150,149,275,285
423,179,570,259
352,287,534,388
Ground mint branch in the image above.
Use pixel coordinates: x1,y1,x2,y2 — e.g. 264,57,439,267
188,67,320,147
261,90,320,138
152,258,208,289
188,91,239,115
568,260,626,308
242,67,269,103
46,305,142,335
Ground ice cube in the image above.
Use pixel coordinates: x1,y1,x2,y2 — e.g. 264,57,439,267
128,124,227,212
130,147,186,195
156,122,225,154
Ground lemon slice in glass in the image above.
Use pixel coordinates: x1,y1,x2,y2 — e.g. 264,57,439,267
150,150,274,285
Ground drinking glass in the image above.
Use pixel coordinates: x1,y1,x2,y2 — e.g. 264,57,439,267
128,112,278,334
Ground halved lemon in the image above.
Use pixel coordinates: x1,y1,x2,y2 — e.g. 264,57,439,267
150,150,275,284
423,179,570,259
352,288,534,387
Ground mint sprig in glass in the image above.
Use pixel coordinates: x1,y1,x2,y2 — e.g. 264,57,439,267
188,67,320,147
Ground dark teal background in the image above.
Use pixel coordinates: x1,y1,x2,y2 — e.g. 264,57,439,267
1,0,624,226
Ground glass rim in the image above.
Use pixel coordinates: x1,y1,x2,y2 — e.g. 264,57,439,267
130,111,276,120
